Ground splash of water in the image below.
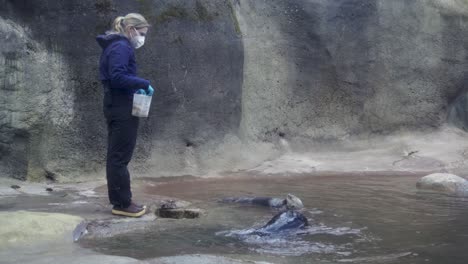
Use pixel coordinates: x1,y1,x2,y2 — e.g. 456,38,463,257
216,222,366,257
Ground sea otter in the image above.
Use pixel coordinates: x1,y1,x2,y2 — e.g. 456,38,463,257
220,194,304,210
220,194,308,236
253,210,309,235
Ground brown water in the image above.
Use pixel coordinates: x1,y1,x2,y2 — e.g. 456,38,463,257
80,174,468,264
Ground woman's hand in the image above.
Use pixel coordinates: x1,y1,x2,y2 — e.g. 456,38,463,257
135,85,154,96
147,85,154,96
135,89,146,95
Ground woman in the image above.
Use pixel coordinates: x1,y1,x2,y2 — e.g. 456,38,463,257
96,13,154,217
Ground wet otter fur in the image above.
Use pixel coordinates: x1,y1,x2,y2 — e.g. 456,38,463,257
221,194,308,235
221,194,304,210
254,210,309,235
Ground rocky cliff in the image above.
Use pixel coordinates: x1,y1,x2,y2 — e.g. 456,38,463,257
1,0,468,180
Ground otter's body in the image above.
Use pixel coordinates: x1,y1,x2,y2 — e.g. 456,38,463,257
221,197,285,208
254,210,309,235
221,194,303,210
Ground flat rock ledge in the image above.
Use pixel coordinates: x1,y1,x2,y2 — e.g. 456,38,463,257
0,211,83,248
74,214,157,241
7,254,274,264
145,254,274,264
416,173,468,196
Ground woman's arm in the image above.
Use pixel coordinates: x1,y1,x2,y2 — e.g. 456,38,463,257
107,42,149,92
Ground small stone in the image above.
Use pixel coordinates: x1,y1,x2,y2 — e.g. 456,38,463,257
156,208,201,219
182,209,201,219
10,185,20,189
46,187,53,192
45,170,57,182
160,200,178,209
160,199,191,209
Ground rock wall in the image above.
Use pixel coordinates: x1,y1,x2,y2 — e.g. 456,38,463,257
0,16,75,180
237,0,468,144
1,0,468,180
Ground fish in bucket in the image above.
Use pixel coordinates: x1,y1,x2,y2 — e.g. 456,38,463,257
132,93,152,117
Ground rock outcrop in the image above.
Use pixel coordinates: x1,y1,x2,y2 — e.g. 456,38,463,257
416,173,468,196
1,0,468,179
0,211,83,248
0,16,74,180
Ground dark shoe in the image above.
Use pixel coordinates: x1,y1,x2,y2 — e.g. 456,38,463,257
112,203,146,217
131,201,147,209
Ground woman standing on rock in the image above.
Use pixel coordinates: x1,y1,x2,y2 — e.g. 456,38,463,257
96,13,154,217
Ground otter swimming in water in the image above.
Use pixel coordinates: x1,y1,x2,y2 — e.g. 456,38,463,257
220,194,308,236
221,194,304,210
218,209,309,238
253,210,309,235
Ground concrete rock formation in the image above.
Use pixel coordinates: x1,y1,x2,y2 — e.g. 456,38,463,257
416,173,468,196
1,0,468,180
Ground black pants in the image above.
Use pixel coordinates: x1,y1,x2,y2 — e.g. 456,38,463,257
103,91,139,208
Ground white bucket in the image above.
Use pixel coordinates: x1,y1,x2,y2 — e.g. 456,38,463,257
132,94,152,117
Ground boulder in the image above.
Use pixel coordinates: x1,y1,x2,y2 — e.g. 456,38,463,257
77,214,157,240
0,211,83,248
416,173,468,196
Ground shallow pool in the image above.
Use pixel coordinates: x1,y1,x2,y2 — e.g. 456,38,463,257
80,174,468,264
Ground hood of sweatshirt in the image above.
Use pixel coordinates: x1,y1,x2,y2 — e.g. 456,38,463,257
96,33,129,49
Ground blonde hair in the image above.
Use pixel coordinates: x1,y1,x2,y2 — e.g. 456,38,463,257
109,13,150,35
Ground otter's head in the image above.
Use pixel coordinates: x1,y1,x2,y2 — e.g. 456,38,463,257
286,194,304,210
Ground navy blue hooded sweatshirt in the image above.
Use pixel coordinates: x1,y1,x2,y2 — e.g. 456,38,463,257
96,34,149,94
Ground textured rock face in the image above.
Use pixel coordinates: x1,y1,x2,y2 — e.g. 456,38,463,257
0,16,74,180
0,0,244,179
416,173,468,196
1,0,468,180
237,0,468,143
